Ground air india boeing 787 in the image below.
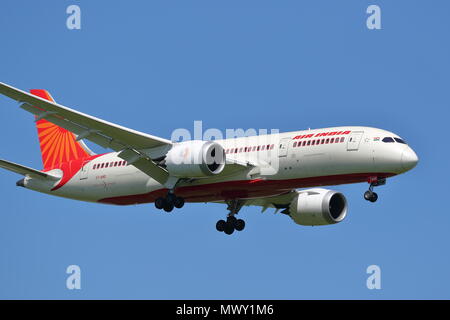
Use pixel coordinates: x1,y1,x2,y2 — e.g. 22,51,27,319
0,82,418,235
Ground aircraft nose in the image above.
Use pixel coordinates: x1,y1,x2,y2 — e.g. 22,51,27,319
401,148,419,171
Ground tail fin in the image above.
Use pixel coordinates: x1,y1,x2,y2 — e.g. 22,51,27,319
30,89,93,171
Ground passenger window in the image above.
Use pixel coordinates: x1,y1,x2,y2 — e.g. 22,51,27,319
340,137,345,143
330,138,334,143
293,142,297,147
382,137,395,143
307,141,311,146
326,139,329,144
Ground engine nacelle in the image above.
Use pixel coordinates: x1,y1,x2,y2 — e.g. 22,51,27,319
289,188,348,226
165,140,226,178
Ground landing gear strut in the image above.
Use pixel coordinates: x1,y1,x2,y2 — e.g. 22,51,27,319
216,199,246,235
364,177,386,203
155,192,185,213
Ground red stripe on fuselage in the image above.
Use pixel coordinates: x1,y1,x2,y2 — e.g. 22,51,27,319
97,172,397,205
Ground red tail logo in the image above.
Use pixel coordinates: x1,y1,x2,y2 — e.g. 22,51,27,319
30,89,91,170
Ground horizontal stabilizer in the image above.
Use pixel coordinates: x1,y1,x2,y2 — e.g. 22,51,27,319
0,159,61,180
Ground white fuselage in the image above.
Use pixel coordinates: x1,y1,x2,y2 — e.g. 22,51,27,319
22,126,418,205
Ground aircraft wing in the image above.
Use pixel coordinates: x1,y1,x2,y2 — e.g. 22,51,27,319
0,82,172,151
242,191,297,212
212,190,295,212
0,159,61,181
216,189,320,213
0,82,171,184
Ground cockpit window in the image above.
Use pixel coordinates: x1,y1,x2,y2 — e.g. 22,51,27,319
394,138,407,144
382,137,395,143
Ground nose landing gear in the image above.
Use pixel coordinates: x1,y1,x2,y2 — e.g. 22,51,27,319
216,199,246,235
364,190,378,202
364,177,386,203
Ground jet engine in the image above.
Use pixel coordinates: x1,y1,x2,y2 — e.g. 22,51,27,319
288,188,348,226
164,140,226,178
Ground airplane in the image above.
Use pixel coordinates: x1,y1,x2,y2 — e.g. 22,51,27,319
0,82,419,235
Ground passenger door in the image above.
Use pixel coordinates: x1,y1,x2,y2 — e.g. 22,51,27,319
347,131,364,151
79,160,90,180
278,138,291,157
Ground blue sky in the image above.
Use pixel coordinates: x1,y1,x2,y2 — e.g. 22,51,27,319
0,0,449,299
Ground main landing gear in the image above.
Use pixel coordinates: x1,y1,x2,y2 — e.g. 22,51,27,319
155,192,185,213
216,199,246,235
364,177,386,203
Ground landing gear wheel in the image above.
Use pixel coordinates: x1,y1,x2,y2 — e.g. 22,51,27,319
163,202,174,213
216,220,226,232
224,222,235,235
173,197,185,209
217,199,246,234
364,191,378,202
234,219,245,231
155,192,184,211
155,197,166,209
